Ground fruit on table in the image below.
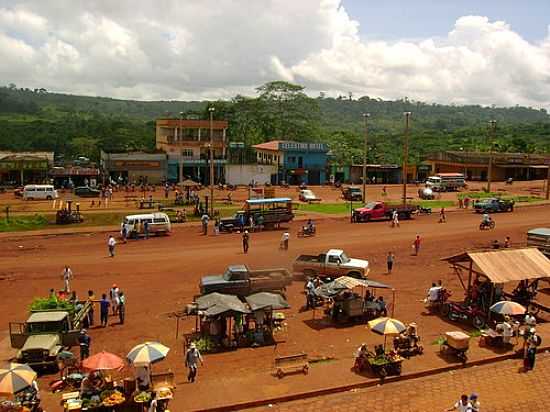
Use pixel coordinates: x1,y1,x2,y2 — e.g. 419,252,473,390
101,390,125,406
134,391,152,403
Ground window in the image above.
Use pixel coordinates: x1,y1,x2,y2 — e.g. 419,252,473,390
182,149,193,157
288,156,296,163
328,255,341,264
153,218,167,223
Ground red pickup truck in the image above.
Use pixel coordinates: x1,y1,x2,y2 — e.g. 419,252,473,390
352,201,416,223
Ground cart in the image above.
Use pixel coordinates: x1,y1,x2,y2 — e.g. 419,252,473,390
440,331,470,364
365,353,404,378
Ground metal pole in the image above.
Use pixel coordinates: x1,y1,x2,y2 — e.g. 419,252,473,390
209,107,215,216
487,120,496,192
545,161,550,200
362,113,370,203
402,112,411,205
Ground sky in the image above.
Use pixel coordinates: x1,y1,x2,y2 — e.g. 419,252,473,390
1,0,550,108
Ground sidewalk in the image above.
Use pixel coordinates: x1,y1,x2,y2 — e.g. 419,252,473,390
180,322,550,411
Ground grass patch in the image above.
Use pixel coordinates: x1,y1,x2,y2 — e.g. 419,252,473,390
296,203,351,214
431,336,446,346
0,214,49,232
458,192,502,200
469,329,483,338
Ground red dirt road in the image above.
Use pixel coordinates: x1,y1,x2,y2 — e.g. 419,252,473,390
0,203,548,411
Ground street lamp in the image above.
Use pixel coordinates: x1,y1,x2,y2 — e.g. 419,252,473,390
362,113,370,203
487,120,497,192
208,107,215,216
402,112,412,205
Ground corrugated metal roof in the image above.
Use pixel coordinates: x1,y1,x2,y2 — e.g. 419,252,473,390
468,248,550,283
528,228,550,237
252,140,286,151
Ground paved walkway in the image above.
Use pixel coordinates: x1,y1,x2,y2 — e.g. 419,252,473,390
246,352,550,412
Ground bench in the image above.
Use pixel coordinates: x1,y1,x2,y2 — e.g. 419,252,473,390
274,353,308,378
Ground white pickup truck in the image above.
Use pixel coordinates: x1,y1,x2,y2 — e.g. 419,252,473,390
292,249,370,279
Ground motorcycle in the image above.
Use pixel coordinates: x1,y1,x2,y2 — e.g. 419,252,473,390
424,288,451,314
443,301,486,329
393,335,424,358
479,220,495,230
297,225,316,238
416,206,432,215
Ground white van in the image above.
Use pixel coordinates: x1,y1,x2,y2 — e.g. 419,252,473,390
121,213,171,238
425,173,465,192
23,185,59,200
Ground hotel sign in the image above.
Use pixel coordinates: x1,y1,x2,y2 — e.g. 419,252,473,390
0,160,49,170
112,160,161,170
279,142,328,152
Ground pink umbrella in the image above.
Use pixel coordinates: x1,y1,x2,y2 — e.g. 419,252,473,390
82,351,124,371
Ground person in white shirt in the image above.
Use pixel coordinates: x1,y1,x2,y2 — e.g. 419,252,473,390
525,312,536,327
427,283,442,303
445,394,471,412
62,266,73,292
108,235,116,257
280,232,290,250
498,316,513,344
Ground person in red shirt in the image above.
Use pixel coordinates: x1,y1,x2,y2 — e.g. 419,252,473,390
413,235,421,256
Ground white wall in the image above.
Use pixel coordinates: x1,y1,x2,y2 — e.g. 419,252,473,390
225,164,277,185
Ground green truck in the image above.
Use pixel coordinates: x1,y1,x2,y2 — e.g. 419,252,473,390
9,301,91,370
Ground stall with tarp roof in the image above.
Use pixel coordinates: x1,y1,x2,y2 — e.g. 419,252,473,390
442,248,550,320
183,292,290,352
312,276,392,323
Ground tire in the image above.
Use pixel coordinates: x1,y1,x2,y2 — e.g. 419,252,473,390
489,221,496,230
448,311,459,322
46,196,52,200
440,303,450,317
473,315,485,329
363,215,370,222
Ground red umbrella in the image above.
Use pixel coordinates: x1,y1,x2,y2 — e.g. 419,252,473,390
82,351,124,371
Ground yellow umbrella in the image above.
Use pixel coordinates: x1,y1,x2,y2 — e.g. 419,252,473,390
127,342,169,366
0,363,36,395
368,317,406,335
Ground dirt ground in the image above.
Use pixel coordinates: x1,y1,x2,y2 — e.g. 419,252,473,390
0,182,548,411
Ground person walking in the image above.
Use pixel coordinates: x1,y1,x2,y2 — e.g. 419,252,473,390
386,252,395,274
305,278,316,310
280,232,290,250
242,230,250,254
504,236,511,248
391,210,399,228
143,221,149,239
62,266,73,293
185,343,204,383
118,291,126,325
100,294,110,327
87,290,95,326
201,213,209,235
121,224,128,244
413,234,421,256
524,328,541,371
439,207,446,223
108,235,116,257
469,393,480,412
78,329,91,361
110,284,120,316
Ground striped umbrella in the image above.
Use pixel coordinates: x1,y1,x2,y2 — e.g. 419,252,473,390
490,300,526,316
368,317,406,335
0,363,37,395
82,351,125,371
127,342,170,366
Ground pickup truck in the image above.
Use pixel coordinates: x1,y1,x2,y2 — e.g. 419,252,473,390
352,201,416,222
9,302,91,370
342,186,363,201
293,249,369,279
474,198,514,213
200,265,292,296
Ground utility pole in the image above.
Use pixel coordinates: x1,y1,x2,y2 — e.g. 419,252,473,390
362,113,370,203
546,160,550,200
179,111,184,183
208,107,215,216
402,112,412,205
487,120,496,192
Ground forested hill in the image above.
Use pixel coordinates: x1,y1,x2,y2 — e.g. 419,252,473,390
0,82,549,164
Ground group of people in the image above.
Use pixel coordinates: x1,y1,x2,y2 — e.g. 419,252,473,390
446,393,480,412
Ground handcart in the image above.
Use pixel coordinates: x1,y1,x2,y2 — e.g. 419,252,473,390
440,331,470,364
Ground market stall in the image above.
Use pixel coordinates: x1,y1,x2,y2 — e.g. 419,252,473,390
59,343,173,412
0,363,41,412
184,292,290,352
313,276,391,323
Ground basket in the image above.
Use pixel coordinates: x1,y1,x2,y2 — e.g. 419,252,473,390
445,331,470,350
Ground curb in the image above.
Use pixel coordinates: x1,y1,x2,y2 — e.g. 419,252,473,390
192,346,550,412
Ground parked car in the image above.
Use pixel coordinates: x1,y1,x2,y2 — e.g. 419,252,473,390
293,249,369,279
473,198,514,213
121,213,171,238
74,186,101,197
199,265,292,296
23,185,58,200
342,186,363,201
353,201,416,222
299,189,321,203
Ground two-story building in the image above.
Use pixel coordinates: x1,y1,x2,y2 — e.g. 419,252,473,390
156,118,228,184
252,140,329,185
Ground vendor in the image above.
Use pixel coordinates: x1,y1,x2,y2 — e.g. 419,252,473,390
354,343,370,371
136,365,151,390
496,316,513,344
80,372,103,397
427,283,442,303
404,322,419,346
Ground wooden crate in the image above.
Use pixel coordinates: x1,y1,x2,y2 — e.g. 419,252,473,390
445,331,470,350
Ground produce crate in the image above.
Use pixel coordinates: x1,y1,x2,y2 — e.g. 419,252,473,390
445,331,470,350
152,370,175,389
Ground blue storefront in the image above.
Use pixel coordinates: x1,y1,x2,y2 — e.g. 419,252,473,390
279,142,328,185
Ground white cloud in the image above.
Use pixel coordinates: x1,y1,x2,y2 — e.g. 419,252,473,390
0,1,549,108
